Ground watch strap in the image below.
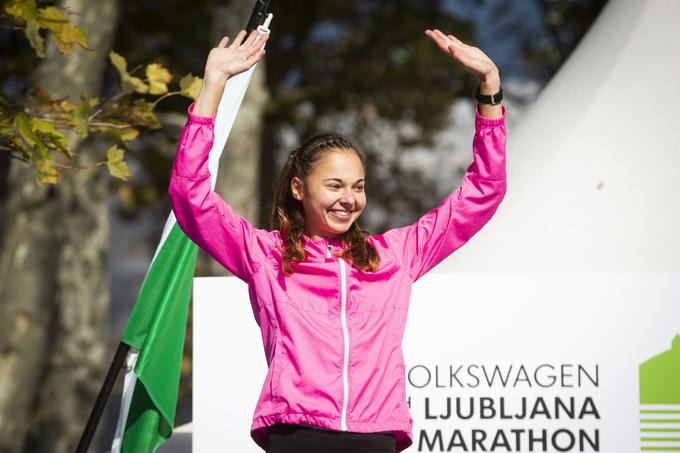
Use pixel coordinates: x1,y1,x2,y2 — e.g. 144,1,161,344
474,86,503,105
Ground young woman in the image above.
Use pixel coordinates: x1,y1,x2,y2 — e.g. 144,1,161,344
169,28,506,453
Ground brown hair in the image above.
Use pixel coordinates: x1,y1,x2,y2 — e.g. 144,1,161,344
269,133,381,275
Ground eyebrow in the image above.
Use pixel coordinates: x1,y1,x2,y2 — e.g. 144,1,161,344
323,178,365,184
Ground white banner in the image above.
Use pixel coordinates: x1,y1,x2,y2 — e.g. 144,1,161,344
193,273,680,452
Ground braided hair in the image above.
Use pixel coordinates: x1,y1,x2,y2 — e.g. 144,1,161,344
269,133,381,275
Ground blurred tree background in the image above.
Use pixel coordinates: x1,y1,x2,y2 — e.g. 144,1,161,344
0,0,607,451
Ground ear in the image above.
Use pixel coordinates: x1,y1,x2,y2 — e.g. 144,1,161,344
291,176,304,201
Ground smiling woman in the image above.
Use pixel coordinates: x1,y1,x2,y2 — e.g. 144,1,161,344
168,26,507,453
271,132,380,275
300,167,366,233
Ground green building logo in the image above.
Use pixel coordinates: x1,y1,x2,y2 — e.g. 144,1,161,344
639,335,680,451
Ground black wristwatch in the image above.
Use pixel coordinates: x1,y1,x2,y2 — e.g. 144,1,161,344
474,85,503,105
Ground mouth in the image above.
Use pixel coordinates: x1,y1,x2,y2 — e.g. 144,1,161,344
328,209,353,220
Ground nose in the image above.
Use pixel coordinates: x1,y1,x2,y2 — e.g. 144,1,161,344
339,188,356,208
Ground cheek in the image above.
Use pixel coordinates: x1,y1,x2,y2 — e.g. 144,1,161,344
310,192,335,212
357,193,367,209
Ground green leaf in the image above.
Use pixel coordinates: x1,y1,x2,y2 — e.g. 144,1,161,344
109,51,149,94
37,6,88,54
107,145,130,180
129,99,161,129
32,117,72,158
24,19,45,57
4,0,39,20
15,113,49,159
179,73,202,100
68,101,92,139
90,124,140,143
146,63,172,95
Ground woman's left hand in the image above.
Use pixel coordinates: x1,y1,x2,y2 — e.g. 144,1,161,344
425,29,499,83
426,29,503,118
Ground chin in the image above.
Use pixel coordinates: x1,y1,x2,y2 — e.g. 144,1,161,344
330,219,359,236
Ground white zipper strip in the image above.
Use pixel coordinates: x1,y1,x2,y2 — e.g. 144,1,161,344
339,257,349,431
326,239,350,431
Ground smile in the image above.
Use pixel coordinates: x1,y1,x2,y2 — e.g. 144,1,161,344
328,209,352,219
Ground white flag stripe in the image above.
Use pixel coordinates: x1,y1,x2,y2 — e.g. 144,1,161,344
110,350,139,453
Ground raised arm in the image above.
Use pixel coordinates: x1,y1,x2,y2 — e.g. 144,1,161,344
168,30,273,281
379,29,507,282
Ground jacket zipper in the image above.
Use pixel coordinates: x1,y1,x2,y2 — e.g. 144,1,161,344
327,239,350,431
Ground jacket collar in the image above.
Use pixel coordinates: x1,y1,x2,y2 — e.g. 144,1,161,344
302,234,346,261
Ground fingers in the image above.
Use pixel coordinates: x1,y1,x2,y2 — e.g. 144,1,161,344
241,29,259,48
218,36,229,48
425,29,453,54
245,49,266,67
447,34,463,45
242,33,269,58
229,29,248,48
426,28,469,59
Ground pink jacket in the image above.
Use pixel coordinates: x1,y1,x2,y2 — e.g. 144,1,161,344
169,101,507,452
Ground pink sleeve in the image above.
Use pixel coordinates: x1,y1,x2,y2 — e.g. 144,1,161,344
381,105,507,282
168,102,275,281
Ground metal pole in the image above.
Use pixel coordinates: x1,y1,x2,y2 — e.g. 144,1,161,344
74,342,130,453
246,0,270,32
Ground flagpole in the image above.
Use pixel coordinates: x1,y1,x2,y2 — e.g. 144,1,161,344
74,343,130,453
73,1,272,451
247,0,270,32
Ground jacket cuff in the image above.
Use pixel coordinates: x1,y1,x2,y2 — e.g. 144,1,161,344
187,101,216,125
475,104,506,127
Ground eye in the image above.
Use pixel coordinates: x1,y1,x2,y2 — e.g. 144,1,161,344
355,185,365,192
328,184,341,189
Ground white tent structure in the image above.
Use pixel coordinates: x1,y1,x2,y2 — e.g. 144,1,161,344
437,0,680,273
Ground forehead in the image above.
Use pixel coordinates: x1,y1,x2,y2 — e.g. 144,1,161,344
310,149,364,179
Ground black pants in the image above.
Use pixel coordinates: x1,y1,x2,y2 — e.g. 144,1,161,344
266,423,396,453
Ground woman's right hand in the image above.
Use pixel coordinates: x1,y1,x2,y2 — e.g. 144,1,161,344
194,30,269,117
203,29,269,82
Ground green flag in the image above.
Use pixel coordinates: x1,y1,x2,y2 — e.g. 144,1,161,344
119,224,197,452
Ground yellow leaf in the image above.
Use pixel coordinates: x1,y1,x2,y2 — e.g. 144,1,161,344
37,6,88,54
4,0,38,20
107,145,130,180
32,117,58,135
36,159,58,185
24,20,45,57
130,99,161,129
58,98,77,113
179,73,203,100
109,50,128,76
119,127,139,142
32,117,72,158
146,63,172,95
109,51,149,94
